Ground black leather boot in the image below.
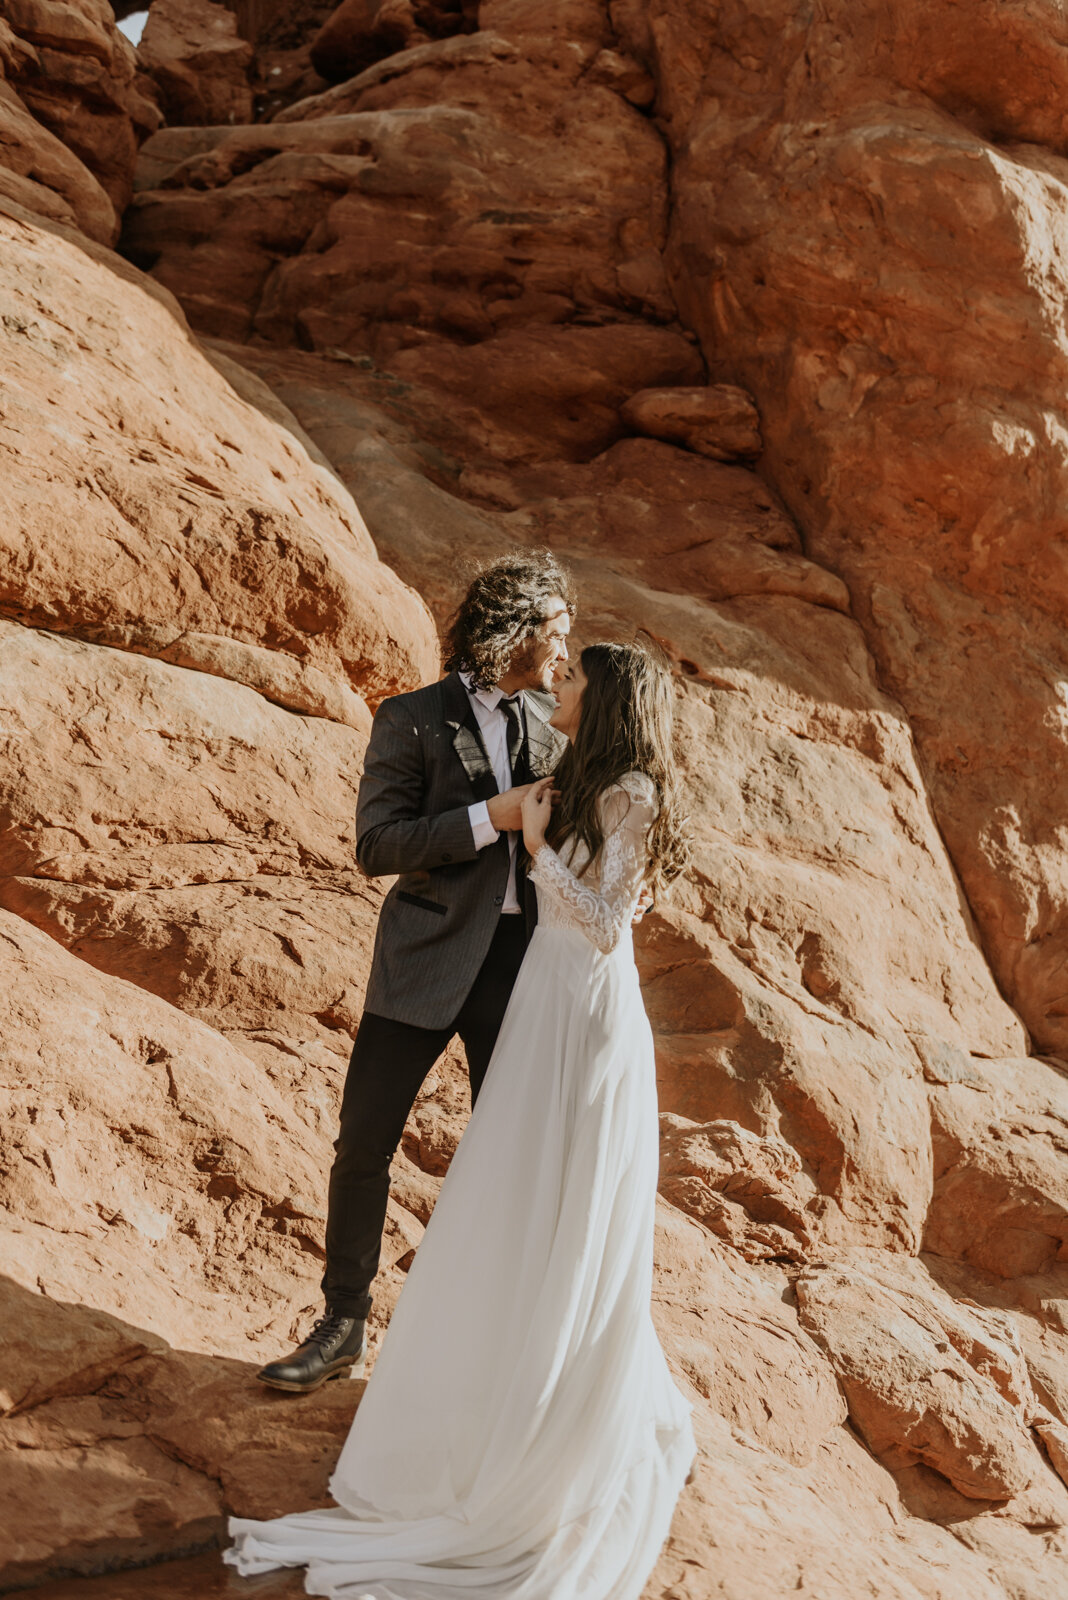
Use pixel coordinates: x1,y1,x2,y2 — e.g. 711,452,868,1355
256,1309,367,1393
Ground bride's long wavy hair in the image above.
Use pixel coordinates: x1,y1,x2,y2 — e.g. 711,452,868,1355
545,642,690,893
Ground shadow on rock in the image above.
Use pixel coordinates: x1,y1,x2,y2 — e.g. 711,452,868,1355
0,1276,363,1591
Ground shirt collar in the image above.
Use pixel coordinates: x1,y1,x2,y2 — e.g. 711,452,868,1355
459,670,515,712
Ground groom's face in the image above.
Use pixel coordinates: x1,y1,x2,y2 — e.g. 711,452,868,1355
509,598,571,692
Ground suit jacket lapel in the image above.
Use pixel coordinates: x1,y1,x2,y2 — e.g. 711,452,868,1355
524,691,565,779
443,671,499,803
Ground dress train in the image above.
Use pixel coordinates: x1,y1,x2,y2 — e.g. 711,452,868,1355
226,772,695,1598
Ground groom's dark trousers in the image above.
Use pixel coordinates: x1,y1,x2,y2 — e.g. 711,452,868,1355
321,671,564,1321
323,915,526,1318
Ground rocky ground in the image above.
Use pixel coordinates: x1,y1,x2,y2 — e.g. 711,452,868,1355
3,0,1068,1596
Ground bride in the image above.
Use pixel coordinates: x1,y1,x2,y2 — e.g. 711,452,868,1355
226,641,696,1599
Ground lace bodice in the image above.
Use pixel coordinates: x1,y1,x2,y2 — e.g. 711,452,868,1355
528,771,658,955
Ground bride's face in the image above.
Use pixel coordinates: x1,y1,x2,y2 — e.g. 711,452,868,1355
548,660,586,738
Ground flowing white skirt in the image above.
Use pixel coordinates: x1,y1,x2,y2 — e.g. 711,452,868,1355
225,923,695,1599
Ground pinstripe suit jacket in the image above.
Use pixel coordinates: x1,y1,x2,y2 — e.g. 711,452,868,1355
356,671,567,1029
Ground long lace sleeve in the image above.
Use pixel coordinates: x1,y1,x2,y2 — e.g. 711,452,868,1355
529,772,658,955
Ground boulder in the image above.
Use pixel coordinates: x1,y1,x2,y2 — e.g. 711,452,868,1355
925,1054,1068,1280
139,0,254,126
621,383,763,461
0,43,118,240
796,1255,1043,1499
0,202,438,706
122,31,688,406
2,0,159,216
310,0,420,81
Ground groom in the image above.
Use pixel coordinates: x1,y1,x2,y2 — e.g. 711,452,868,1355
257,551,573,1391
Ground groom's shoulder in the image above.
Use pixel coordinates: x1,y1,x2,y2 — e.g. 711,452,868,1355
372,673,457,728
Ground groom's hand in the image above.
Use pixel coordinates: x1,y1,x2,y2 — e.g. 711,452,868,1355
632,887,654,925
486,784,537,833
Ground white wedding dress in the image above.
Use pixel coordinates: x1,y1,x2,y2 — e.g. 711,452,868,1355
225,771,695,1599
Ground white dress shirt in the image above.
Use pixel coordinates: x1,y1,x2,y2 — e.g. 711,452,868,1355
460,672,523,914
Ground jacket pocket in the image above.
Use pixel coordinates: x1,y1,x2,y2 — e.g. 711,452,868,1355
397,890,447,917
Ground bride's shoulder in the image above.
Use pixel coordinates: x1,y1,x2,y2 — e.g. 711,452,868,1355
601,770,659,811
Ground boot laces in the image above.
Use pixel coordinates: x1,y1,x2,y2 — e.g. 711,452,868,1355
307,1310,352,1349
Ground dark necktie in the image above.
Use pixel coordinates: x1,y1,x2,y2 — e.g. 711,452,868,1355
501,694,527,783
502,694,534,922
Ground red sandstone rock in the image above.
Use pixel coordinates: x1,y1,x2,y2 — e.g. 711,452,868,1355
5,3,1068,1596
506,437,846,603
2,0,159,216
0,620,377,1050
621,383,763,461
387,328,705,464
796,1255,1046,1500
0,1281,362,1585
649,1210,1061,1598
1035,1411,1068,1492
0,21,118,239
9,1552,301,1598
585,45,654,106
0,901,424,1369
123,31,688,397
640,0,1068,1059
658,1113,816,1262
0,201,437,706
924,1053,1068,1280
212,0,332,121
273,28,518,120
0,906,329,1351
3,1420,221,1586
310,0,419,80
139,0,254,127
653,1209,847,1469
1,1281,166,1419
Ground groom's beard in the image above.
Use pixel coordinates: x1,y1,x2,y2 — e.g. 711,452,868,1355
507,637,556,692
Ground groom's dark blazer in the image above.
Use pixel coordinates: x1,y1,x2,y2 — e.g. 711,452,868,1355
356,670,566,1030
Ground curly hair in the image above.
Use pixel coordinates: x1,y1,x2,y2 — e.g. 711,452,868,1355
545,642,691,894
444,550,576,689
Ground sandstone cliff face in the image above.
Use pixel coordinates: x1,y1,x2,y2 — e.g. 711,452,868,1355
3,1,1068,1597
640,0,1068,1064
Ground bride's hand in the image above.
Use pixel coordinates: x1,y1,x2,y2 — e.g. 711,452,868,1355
521,776,556,856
